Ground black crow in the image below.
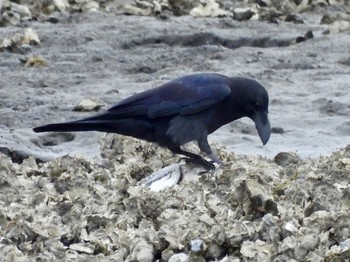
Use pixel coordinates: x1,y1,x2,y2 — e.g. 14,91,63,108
33,73,271,169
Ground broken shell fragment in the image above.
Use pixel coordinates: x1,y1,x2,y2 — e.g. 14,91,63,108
73,98,101,112
143,163,183,192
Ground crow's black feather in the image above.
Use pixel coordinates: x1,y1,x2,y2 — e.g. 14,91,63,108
33,73,271,169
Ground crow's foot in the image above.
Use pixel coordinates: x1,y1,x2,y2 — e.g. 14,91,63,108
180,156,215,170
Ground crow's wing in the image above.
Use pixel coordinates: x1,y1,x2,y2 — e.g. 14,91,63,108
83,74,231,121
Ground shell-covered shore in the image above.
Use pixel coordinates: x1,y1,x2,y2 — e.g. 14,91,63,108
2,0,350,28
1,0,350,261
1,135,350,261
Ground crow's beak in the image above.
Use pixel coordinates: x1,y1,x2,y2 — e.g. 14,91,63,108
252,110,271,145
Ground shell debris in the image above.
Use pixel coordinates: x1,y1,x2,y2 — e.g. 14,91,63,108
1,134,350,260
0,28,40,53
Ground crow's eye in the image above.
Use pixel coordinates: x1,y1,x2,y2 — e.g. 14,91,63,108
247,105,255,115
255,101,264,111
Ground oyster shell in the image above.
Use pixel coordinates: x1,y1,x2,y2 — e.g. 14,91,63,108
1,134,350,261
143,163,183,192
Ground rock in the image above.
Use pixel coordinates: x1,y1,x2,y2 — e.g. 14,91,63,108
190,0,230,17
73,99,101,112
274,152,300,167
23,55,48,67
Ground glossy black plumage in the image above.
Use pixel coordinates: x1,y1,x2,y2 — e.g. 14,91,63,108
34,73,271,169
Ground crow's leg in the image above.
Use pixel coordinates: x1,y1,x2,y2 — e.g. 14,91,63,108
168,145,215,170
197,137,224,165
207,153,224,165
180,152,216,170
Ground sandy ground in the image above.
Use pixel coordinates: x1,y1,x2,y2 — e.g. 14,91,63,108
1,11,349,162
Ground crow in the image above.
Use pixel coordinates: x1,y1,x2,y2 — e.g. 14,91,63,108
33,73,271,169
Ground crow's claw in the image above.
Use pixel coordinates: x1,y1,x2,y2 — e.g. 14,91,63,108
180,156,215,170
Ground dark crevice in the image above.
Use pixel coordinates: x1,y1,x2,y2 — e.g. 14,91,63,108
0,147,30,164
30,133,75,147
122,32,293,49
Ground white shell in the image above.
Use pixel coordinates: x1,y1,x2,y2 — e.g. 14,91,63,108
284,222,299,233
168,253,188,262
144,163,182,192
69,243,94,254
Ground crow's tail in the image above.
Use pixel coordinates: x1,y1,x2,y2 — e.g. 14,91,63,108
33,119,156,143
33,121,113,133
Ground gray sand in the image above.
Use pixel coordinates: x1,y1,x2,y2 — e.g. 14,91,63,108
1,12,349,161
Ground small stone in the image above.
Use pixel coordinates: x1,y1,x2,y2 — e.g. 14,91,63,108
24,55,47,67
274,152,300,167
73,99,101,112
